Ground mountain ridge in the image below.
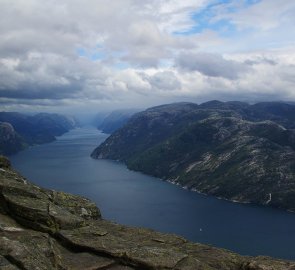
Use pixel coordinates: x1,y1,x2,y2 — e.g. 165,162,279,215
91,101,295,212
98,109,140,134
0,112,78,155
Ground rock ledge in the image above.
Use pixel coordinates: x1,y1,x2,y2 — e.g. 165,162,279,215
0,156,294,270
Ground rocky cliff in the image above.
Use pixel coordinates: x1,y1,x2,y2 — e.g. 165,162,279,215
0,112,78,155
98,109,140,134
91,101,295,212
0,122,26,155
0,156,294,270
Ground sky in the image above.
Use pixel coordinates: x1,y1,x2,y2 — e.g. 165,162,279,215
0,0,295,113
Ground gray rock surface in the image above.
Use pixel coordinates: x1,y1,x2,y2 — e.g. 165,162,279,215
0,156,294,270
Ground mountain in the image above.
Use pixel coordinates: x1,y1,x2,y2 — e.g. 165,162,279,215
98,109,140,134
0,156,293,270
0,122,26,155
91,101,295,211
0,112,77,155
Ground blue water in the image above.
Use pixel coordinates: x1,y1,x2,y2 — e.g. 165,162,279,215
10,127,295,260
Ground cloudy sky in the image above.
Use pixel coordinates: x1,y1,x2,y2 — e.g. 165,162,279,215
1,0,295,113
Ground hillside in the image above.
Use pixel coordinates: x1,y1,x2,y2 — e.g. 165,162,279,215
98,109,140,134
0,122,26,155
0,156,294,270
0,112,77,155
91,101,295,211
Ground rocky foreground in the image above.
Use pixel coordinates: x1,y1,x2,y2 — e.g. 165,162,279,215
0,156,294,270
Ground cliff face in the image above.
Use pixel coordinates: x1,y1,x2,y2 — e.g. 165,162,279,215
0,122,26,155
98,109,140,134
91,101,295,212
0,156,294,270
0,112,78,155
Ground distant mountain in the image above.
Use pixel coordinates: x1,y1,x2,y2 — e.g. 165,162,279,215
98,109,140,134
0,112,77,155
0,122,26,155
92,101,295,211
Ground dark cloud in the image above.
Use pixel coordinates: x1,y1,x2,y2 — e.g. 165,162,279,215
176,52,251,80
0,0,294,112
0,55,86,100
244,57,277,66
145,71,181,91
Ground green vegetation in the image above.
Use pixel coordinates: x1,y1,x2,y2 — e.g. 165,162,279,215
0,112,77,155
92,101,295,211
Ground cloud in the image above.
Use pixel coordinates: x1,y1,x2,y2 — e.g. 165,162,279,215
0,53,86,99
217,0,295,31
146,71,181,91
176,52,251,79
175,49,295,102
0,0,294,112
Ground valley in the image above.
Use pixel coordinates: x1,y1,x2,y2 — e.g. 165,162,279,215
10,126,295,260
92,101,295,212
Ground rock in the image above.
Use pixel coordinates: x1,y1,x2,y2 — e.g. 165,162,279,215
0,255,19,270
0,123,25,155
91,101,295,212
98,109,140,134
0,167,99,233
0,162,294,269
0,156,11,169
0,112,78,155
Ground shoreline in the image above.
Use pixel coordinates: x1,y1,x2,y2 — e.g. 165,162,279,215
94,156,295,215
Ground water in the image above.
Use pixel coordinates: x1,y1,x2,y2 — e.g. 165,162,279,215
10,127,295,260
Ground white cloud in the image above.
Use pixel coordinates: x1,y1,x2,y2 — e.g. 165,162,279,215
220,0,295,31
0,0,294,112
176,52,251,79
